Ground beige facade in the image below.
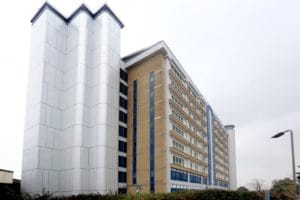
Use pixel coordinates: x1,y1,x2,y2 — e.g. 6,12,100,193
0,169,13,184
123,41,233,193
213,119,230,183
127,53,167,193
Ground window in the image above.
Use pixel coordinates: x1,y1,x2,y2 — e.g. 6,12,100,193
190,174,202,184
171,81,183,96
171,188,185,192
195,163,199,171
119,111,127,123
172,124,185,137
172,96,183,108
118,156,127,168
118,188,127,194
119,126,127,138
170,169,188,182
193,126,197,132
118,172,126,183
172,110,184,123
171,66,185,82
194,151,198,158
173,155,184,167
132,80,137,184
149,71,155,193
194,139,198,146
119,97,127,109
118,141,127,153
120,69,128,82
120,82,128,95
173,140,184,151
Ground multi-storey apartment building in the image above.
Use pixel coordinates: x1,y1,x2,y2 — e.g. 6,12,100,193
22,2,236,196
122,42,236,193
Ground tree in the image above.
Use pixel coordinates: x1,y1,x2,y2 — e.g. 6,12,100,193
271,177,294,198
237,186,249,193
248,179,266,192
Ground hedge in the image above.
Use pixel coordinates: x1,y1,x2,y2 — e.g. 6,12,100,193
0,189,280,200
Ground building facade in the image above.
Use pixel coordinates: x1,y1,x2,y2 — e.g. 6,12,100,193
0,169,14,184
122,42,237,193
22,2,236,195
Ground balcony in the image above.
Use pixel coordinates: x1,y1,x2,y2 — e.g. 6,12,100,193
169,69,187,93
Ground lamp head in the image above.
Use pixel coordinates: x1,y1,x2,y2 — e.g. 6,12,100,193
271,132,285,138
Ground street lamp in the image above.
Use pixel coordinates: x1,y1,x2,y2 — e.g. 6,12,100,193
271,130,296,194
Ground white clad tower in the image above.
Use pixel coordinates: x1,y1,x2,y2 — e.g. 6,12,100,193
22,3,123,195
224,125,237,190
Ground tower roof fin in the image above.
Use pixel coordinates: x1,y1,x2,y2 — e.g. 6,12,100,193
31,2,124,28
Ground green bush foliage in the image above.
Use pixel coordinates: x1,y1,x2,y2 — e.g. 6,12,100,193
0,189,275,200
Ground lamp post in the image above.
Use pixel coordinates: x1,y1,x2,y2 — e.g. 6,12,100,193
271,130,296,194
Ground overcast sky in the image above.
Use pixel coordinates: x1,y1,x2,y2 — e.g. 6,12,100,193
0,0,299,189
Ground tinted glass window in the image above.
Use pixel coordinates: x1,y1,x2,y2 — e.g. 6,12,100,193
119,111,127,123
118,188,127,194
120,83,128,95
118,172,127,183
119,97,127,109
149,72,155,193
132,80,137,184
120,69,128,82
119,126,127,138
119,141,127,153
118,156,127,167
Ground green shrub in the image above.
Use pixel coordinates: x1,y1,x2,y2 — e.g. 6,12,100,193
0,189,269,200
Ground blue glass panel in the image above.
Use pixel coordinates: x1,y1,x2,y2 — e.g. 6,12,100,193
118,141,127,153
132,80,137,184
170,169,188,182
206,105,215,185
118,156,126,167
118,172,127,183
149,72,155,193
118,188,127,194
120,68,128,82
119,126,127,138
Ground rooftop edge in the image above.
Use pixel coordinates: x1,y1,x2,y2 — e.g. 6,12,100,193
31,2,124,28
0,169,13,173
122,41,233,132
224,125,235,129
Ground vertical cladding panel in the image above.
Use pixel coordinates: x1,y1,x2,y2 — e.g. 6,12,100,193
43,9,66,194
62,13,89,194
225,126,237,190
24,6,122,195
88,12,120,193
205,106,215,186
22,9,67,194
127,53,166,193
